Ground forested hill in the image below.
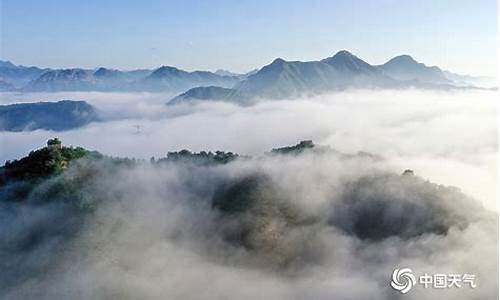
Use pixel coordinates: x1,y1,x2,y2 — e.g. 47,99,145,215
0,138,487,277
1,139,320,185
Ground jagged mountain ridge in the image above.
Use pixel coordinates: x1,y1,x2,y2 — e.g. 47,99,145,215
0,60,48,88
170,50,480,103
0,61,243,93
0,50,487,95
136,66,239,92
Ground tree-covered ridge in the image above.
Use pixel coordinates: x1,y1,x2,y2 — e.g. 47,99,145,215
0,139,345,186
2,138,96,181
0,138,489,270
157,149,239,165
0,139,140,207
1,139,244,186
271,140,315,155
0,139,386,209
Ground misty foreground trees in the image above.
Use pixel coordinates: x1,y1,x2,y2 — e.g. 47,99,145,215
0,139,239,207
0,139,496,298
0,139,484,230
0,139,486,249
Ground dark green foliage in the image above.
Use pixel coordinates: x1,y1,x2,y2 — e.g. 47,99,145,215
212,173,304,261
212,173,301,226
157,149,239,165
0,138,485,275
47,137,61,146
331,173,472,241
271,140,314,155
3,145,93,181
0,140,107,206
213,174,273,214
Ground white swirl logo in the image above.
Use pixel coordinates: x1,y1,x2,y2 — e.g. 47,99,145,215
391,268,416,294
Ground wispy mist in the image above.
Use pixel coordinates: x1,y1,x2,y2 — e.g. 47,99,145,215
0,148,497,299
0,89,496,210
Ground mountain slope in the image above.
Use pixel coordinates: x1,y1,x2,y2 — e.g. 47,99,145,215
136,66,240,92
0,100,99,131
169,50,487,104
322,50,378,73
0,80,15,91
21,65,241,92
0,60,48,88
2,51,488,94
23,68,151,92
378,55,451,84
232,52,390,100
168,86,238,104
172,50,400,102
24,69,96,91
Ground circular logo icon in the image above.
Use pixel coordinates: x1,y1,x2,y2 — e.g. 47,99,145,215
391,268,416,294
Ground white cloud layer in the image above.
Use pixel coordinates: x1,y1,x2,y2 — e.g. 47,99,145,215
0,89,498,299
0,150,497,300
0,89,497,210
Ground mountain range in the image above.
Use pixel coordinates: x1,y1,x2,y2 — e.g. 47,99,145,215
0,61,248,93
0,50,491,100
170,50,492,104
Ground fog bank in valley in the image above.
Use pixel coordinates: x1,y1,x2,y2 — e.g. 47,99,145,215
0,146,497,300
0,88,497,299
0,89,497,211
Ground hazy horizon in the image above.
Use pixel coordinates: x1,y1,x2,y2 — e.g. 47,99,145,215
1,50,497,79
0,0,497,76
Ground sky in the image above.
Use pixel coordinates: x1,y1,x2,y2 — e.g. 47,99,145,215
0,0,498,76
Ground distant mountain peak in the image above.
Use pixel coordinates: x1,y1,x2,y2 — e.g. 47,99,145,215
1,51,481,94
0,60,17,69
269,58,287,66
323,50,375,72
332,50,356,58
95,67,109,73
326,50,361,62
39,68,90,79
94,67,120,77
150,66,182,77
169,86,236,105
157,66,180,72
385,55,419,65
263,58,288,71
251,58,288,77
380,54,450,84
214,69,241,77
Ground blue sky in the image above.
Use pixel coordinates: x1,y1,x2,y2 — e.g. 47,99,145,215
0,0,497,76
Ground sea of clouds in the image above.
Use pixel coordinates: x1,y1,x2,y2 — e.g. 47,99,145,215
0,144,497,300
0,89,497,211
0,89,498,300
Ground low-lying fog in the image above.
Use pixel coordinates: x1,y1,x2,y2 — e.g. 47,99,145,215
0,89,498,300
0,89,496,211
